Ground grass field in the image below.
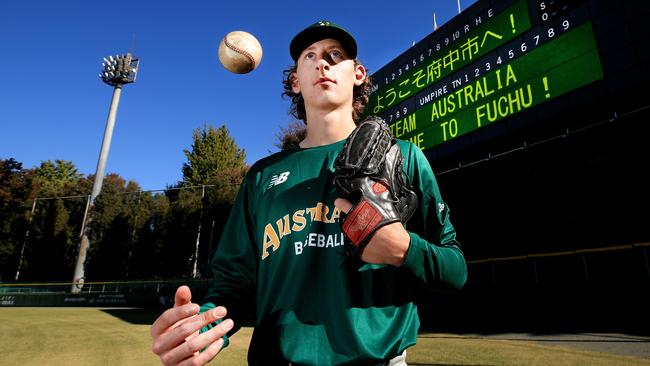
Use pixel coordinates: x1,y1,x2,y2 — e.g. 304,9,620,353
1,307,648,366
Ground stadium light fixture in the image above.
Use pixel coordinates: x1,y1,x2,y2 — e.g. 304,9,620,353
100,53,140,87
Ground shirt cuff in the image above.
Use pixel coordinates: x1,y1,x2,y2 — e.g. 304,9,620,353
403,232,424,268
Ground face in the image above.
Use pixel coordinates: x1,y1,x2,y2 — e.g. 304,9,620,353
291,38,366,114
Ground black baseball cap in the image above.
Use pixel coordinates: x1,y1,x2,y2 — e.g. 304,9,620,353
289,20,357,62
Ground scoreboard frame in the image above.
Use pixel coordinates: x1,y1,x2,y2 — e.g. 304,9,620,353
365,0,645,162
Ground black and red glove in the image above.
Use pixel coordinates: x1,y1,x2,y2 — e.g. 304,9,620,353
333,116,418,255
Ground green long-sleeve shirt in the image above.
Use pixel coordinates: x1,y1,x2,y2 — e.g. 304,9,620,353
200,139,467,365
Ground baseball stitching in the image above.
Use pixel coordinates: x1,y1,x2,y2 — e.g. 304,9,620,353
224,36,256,70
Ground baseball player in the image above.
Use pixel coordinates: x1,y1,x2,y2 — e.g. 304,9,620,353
151,20,467,365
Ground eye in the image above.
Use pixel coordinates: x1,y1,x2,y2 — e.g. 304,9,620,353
329,50,344,61
304,51,316,60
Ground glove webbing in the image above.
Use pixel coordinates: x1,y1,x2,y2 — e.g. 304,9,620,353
334,117,393,178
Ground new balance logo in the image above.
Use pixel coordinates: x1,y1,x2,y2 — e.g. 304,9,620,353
268,171,290,189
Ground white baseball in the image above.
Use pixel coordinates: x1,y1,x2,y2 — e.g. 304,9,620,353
218,31,263,74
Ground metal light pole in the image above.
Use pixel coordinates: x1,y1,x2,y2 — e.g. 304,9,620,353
191,185,206,278
71,53,140,293
15,198,38,282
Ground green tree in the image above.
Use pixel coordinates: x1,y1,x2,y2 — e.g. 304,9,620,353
0,158,36,281
33,160,83,196
86,174,148,280
130,193,170,279
182,124,246,186
172,124,248,277
1,124,252,282
24,160,88,281
275,120,307,151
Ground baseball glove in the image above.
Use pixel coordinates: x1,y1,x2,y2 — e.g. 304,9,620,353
333,116,418,255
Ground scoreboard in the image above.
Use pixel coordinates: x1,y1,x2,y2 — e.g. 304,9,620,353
369,0,650,295
366,0,605,151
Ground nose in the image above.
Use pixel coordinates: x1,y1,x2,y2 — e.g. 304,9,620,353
316,59,330,73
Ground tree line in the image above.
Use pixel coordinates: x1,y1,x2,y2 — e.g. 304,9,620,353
0,125,248,283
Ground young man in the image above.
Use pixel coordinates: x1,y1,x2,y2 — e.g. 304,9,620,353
151,21,467,365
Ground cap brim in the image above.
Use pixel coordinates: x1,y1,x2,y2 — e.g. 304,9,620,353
290,26,357,61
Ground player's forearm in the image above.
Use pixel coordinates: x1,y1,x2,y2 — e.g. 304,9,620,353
401,231,467,291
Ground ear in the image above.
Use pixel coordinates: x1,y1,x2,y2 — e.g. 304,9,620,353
353,64,367,86
290,72,301,94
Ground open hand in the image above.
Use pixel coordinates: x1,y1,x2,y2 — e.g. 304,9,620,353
151,286,233,365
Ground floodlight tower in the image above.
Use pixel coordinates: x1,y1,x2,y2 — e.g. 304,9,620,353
71,53,140,293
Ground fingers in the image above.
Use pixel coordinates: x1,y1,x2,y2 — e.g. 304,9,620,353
151,285,195,338
158,309,233,365
334,198,353,214
360,222,410,266
178,337,225,366
151,302,199,339
153,306,228,359
174,285,192,307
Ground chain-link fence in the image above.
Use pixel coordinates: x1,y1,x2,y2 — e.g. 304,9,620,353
1,184,238,286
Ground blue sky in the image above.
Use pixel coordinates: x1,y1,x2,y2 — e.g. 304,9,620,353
0,0,475,191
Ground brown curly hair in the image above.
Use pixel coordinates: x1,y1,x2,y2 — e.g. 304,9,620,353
282,60,373,124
